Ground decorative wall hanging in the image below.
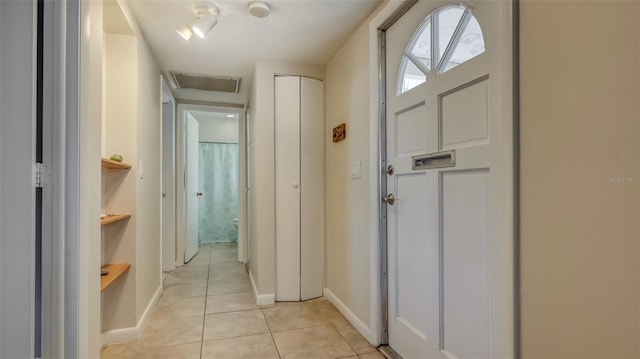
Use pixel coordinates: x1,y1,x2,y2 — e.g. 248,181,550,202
332,123,346,142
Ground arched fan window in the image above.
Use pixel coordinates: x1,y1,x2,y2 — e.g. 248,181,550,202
397,4,485,95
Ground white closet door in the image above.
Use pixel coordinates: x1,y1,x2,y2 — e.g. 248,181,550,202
300,77,324,300
275,76,301,301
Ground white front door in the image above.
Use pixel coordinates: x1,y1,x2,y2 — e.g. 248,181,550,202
385,1,513,358
185,115,200,262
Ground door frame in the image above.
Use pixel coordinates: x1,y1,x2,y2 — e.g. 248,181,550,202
161,76,176,271
373,0,520,355
0,0,84,357
0,1,38,357
175,102,246,266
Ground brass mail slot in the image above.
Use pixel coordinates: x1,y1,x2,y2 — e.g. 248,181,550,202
412,150,456,170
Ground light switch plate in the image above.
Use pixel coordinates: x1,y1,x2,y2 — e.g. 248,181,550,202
351,161,362,179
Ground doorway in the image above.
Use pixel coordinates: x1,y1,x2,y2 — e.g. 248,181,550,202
378,1,515,358
176,104,247,267
193,111,240,246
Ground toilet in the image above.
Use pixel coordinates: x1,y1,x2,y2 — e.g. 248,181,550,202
232,218,239,230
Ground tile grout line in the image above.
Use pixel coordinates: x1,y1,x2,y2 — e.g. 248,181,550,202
105,244,272,358
328,320,361,357
199,245,213,359
261,306,283,359
268,322,331,334
197,328,274,344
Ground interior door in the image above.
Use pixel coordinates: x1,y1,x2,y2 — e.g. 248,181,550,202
162,97,176,271
185,115,200,262
384,1,513,358
300,77,324,300
274,75,301,301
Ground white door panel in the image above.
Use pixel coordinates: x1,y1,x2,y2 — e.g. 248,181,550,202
388,173,440,359
275,76,301,301
275,76,324,302
394,103,431,158
441,170,490,359
185,116,199,262
300,77,324,300
385,0,513,357
440,79,490,149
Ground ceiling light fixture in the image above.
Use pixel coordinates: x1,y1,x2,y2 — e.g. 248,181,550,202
177,4,219,41
176,26,192,41
248,2,270,18
192,5,218,38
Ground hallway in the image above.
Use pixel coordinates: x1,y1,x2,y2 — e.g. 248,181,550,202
101,243,382,359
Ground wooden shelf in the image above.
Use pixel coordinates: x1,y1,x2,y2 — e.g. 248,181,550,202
101,213,131,226
101,263,131,292
101,158,132,169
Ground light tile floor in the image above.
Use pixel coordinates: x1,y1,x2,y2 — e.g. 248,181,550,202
102,243,383,359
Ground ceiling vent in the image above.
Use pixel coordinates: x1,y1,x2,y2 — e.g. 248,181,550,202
170,72,241,93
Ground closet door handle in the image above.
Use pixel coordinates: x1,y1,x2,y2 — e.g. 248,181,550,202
197,192,203,197
292,183,299,189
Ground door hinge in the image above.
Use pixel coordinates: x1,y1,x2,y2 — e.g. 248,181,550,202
34,162,50,188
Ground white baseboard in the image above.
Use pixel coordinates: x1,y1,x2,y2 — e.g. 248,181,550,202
137,284,163,332
101,326,138,346
102,284,163,346
324,288,375,345
256,292,275,306
249,271,275,306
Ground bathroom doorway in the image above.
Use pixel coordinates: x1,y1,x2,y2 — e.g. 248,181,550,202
176,104,247,266
193,111,240,245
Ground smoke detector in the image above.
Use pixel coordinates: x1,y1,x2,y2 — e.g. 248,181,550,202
248,2,270,18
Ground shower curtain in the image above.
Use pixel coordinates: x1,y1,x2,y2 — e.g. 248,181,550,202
198,143,238,244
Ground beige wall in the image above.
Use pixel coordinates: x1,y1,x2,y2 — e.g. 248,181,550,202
84,0,163,350
321,1,409,344
197,116,239,143
102,32,138,332
520,1,640,357
324,22,372,328
247,61,324,301
135,30,163,321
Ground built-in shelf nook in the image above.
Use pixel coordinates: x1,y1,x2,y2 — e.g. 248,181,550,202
100,263,132,292
100,0,139,344
100,156,133,295
101,157,132,169
100,213,132,226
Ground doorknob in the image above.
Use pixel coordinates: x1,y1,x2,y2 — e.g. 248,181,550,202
197,192,203,197
383,193,395,205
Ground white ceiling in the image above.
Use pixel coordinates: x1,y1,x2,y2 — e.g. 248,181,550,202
127,0,381,105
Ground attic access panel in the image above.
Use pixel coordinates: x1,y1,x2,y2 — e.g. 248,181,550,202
171,72,241,93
